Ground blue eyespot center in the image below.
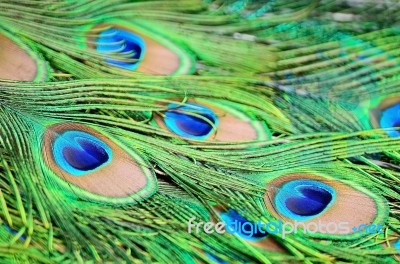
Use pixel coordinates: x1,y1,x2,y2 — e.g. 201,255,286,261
96,28,146,70
164,103,218,140
275,179,335,221
285,186,332,216
53,131,112,176
379,103,400,137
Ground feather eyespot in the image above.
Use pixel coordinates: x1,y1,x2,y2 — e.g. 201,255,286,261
42,123,157,204
53,131,112,176
274,180,335,220
378,103,400,138
154,99,267,142
370,97,400,137
163,103,218,140
220,209,268,241
85,21,194,75
96,28,146,70
263,172,388,238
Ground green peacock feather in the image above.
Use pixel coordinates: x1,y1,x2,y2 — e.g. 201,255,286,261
0,0,399,263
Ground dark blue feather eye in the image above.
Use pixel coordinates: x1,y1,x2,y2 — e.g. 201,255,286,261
220,209,268,241
62,138,109,171
96,28,145,70
379,103,400,138
275,180,335,221
53,131,112,176
285,186,333,216
164,103,218,140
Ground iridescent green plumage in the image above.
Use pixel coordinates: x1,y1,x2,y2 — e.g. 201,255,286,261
0,0,399,263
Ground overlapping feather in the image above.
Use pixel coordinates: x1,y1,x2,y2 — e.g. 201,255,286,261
0,0,399,263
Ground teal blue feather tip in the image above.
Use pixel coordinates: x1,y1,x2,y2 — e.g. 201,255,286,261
205,252,228,264
220,209,268,241
53,131,112,176
2,224,26,241
379,103,400,137
275,180,336,221
164,103,218,140
96,28,146,70
394,239,400,254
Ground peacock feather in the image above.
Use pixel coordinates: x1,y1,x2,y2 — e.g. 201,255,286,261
0,0,399,263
